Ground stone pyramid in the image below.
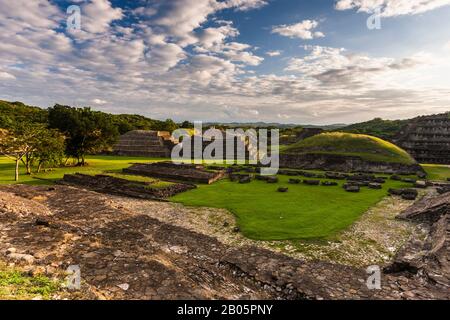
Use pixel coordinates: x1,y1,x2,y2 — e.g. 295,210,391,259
113,130,175,158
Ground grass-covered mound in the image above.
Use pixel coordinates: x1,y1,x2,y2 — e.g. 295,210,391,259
282,132,416,165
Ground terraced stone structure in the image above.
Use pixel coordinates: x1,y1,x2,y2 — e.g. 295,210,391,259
113,130,176,158
394,112,450,164
124,162,225,184
60,173,196,200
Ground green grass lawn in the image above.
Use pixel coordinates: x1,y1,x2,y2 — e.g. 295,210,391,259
422,164,450,181
2,155,447,242
0,155,165,185
171,174,410,241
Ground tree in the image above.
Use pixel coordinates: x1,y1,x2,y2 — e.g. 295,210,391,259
34,129,66,173
0,124,43,181
180,121,194,129
48,105,119,166
155,119,178,132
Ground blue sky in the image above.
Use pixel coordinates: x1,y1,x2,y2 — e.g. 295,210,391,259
0,0,449,124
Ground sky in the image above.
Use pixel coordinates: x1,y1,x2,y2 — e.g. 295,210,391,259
0,0,449,125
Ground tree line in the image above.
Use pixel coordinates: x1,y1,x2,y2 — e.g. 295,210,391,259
0,100,193,181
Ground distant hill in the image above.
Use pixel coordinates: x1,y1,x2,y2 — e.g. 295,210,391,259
282,132,416,164
337,118,408,140
0,100,170,134
0,100,48,129
204,122,346,130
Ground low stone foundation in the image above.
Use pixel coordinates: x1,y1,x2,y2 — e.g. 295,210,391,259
279,153,423,175
59,173,196,200
123,162,225,184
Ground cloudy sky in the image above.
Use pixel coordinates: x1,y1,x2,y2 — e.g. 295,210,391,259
0,0,449,124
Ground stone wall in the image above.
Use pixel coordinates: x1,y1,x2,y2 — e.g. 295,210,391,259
394,112,450,164
279,153,423,174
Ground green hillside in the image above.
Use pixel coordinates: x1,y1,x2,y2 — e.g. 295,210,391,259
337,117,407,140
0,100,48,129
282,132,416,164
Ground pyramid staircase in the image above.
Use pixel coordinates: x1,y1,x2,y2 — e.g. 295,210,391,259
113,130,176,158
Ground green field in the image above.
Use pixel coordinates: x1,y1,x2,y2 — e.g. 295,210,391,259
0,155,163,185
171,174,409,240
422,164,450,181
1,155,449,241
283,132,416,164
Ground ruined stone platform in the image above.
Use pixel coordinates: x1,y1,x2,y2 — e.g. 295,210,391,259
123,162,225,184
59,173,196,200
0,185,448,300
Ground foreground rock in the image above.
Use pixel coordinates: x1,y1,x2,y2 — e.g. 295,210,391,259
386,192,449,290
0,185,448,300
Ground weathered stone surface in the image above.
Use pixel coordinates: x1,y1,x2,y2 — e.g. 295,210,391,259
388,188,418,200
321,181,338,186
303,180,320,186
60,173,195,200
398,192,449,223
124,162,225,184
387,193,449,289
368,183,382,190
343,184,360,193
394,112,450,164
113,130,175,158
266,176,278,184
0,185,448,300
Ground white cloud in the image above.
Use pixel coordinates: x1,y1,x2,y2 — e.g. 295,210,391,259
225,0,269,11
0,71,15,80
272,20,325,39
335,0,450,17
266,50,282,56
445,40,450,51
81,0,123,34
92,99,107,105
285,45,425,88
0,0,448,124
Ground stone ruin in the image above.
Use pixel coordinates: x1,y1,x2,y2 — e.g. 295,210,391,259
123,162,225,184
394,112,450,164
180,131,257,161
113,130,177,157
1,184,449,299
386,191,449,289
59,173,196,200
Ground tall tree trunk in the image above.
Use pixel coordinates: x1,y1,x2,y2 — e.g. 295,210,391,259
26,161,32,175
37,161,43,173
15,159,19,182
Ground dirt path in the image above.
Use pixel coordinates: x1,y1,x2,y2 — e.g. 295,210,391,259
0,185,448,300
